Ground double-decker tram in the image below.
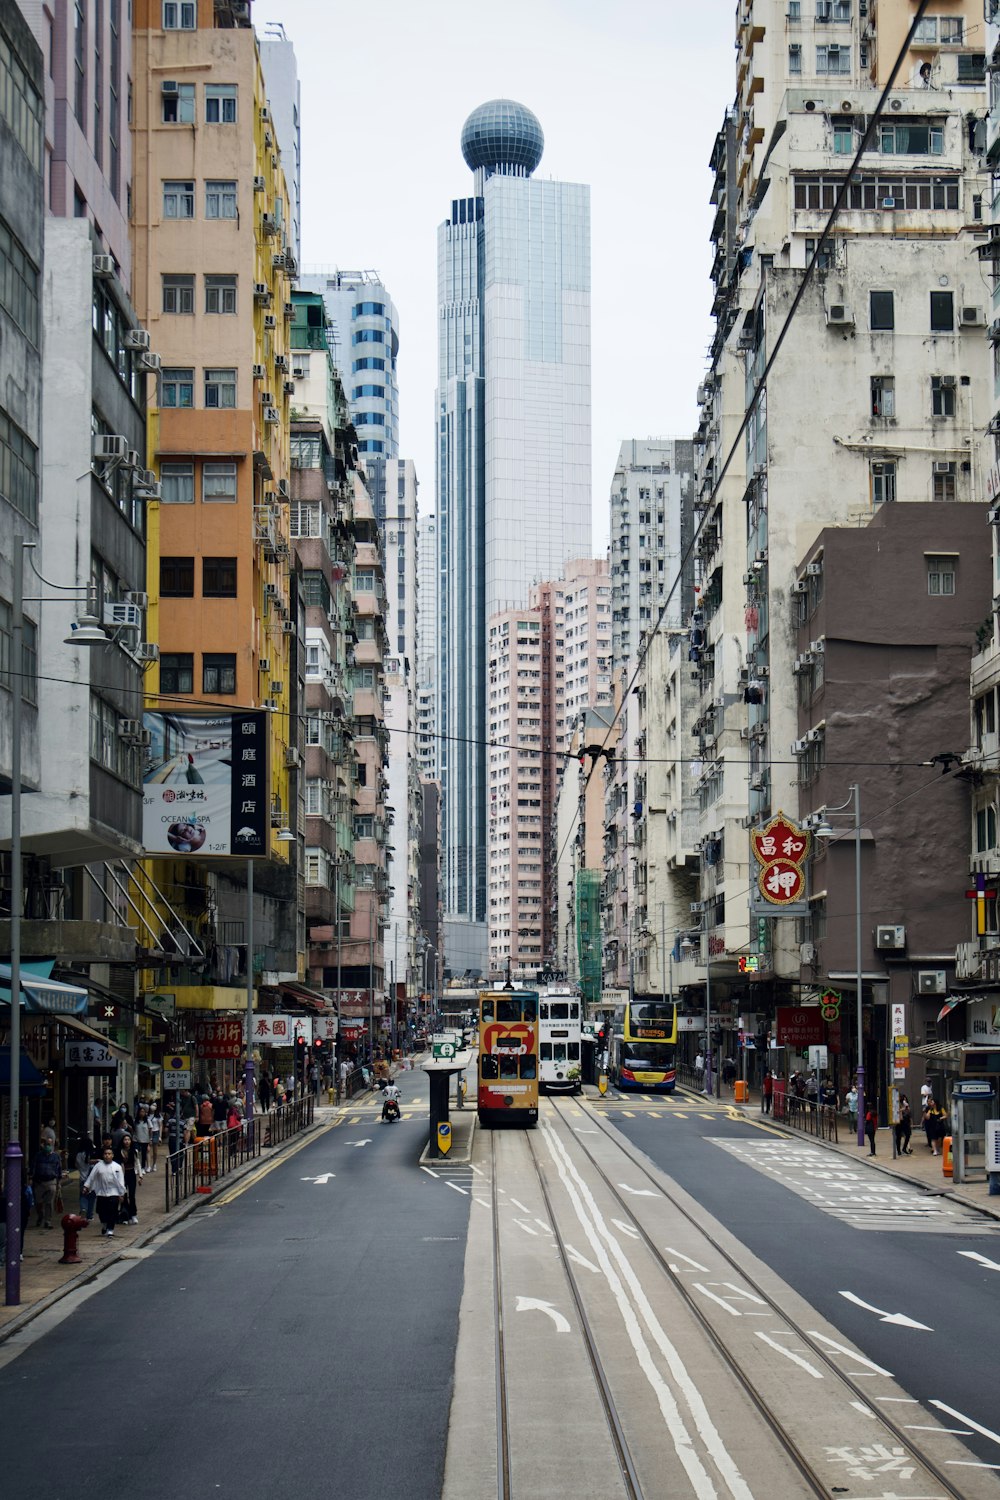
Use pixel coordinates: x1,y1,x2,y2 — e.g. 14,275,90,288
608,999,678,1092
477,988,539,1126
538,984,583,1093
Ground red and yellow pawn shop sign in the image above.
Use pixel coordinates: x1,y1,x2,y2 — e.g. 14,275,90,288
751,811,811,906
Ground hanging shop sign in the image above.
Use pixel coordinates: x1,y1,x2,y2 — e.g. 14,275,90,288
194,1019,244,1059
750,811,811,913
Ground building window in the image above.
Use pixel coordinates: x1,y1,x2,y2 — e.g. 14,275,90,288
74,0,86,126
0,408,39,523
927,554,956,594
871,460,896,505
816,44,851,74
162,1,196,26
204,368,236,408
787,0,801,13
202,461,237,502
162,273,194,314
290,434,322,468
358,439,384,454
162,82,195,124
794,174,959,211
352,357,385,372
0,217,39,344
203,653,236,694
932,463,956,501
289,501,321,538
160,461,194,503
870,290,894,330
159,652,193,693
977,806,998,853
160,556,194,596
957,54,986,82
879,122,943,155
203,556,237,596
804,236,835,270
352,385,386,400
0,600,36,701
788,44,802,73
163,180,195,219
352,329,384,345
931,375,956,417
832,119,854,154
354,570,375,592
205,180,237,219
205,274,237,313
870,375,895,417
353,301,385,317
204,84,237,123
930,290,954,332
162,367,194,407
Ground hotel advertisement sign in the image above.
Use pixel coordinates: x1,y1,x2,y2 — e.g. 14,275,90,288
142,710,268,858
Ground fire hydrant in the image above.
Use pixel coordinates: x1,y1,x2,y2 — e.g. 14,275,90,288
59,1213,89,1265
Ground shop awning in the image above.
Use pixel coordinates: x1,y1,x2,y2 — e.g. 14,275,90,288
938,995,968,1023
57,1014,131,1061
0,962,89,1015
0,1047,48,1093
280,982,333,1014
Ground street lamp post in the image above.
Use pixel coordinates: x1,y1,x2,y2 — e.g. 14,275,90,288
813,784,865,1148
5,537,105,1306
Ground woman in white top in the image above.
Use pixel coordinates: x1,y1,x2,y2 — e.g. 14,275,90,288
147,1106,162,1172
83,1149,126,1238
133,1107,151,1172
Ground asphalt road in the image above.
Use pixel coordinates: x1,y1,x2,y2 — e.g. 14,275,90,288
605,1094,1000,1469
0,1076,468,1500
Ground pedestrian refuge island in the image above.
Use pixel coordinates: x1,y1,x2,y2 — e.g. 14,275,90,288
419,1048,474,1159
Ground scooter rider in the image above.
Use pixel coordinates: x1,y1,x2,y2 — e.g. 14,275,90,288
381,1079,401,1120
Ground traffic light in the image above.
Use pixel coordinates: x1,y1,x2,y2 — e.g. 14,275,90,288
596,1024,607,1049
313,1037,324,1052
711,1026,723,1050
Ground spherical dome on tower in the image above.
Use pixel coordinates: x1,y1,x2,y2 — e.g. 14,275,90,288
461,99,544,178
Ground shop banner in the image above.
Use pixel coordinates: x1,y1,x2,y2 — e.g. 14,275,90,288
194,1019,244,1059
142,710,268,858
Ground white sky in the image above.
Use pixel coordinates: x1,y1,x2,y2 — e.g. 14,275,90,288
264,0,737,553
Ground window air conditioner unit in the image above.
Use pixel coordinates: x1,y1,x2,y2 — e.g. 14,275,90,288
917,969,946,995
162,80,179,95
264,405,280,424
104,601,143,631
749,775,766,791
826,304,854,327
285,747,302,769
793,579,809,595
261,214,278,236
939,375,956,389
93,254,116,278
282,619,296,635
93,433,129,462
140,351,161,373
270,682,283,695
809,639,825,654
259,658,271,674
690,901,704,913
264,584,279,601
875,924,906,950
127,590,148,610
259,390,274,406
253,282,270,302
805,727,822,744
960,305,985,327
272,253,288,272
136,642,159,663
254,175,267,193
264,314,277,330
274,354,288,371
933,460,954,474
134,471,158,493
252,363,266,381
283,302,294,319
806,561,823,576
118,719,143,739
276,479,290,500
793,655,813,674
293,366,307,380
791,737,808,755
800,942,816,965
125,328,150,351
284,380,296,395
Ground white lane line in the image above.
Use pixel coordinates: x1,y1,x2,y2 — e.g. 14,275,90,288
619,1183,659,1197
534,1218,552,1234
850,1402,877,1418
565,1244,601,1274
808,1332,892,1377
754,1332,823,1379
513,1219,538,1237
905,1425,974,1435
545,1123,753,1500
469,1163,485,1177
510,1197,531,1213
665,1248,710,1274
474,1198,490,1208
445,1181,468,1196
930,1401,1000,1447
611,1218,640,1240
947,1462,1000,1470
420,1166,439,1178
693,1283,742,1317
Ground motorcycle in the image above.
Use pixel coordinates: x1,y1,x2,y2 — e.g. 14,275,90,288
382,1095,401,1123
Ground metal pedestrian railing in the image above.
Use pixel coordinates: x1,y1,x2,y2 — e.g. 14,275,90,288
773,1093,839,1142
164,1095,316,1212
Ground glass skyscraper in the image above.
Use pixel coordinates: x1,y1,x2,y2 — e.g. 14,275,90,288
434,100,591,968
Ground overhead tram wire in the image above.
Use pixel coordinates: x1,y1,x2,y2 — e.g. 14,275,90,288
570,0,937,813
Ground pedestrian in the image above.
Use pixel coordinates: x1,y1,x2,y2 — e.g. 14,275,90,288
147,1104,162,1171
116,1133,142,1224
133,1106,151,1171
805,1072,819,1111
30,1138,63,1229
197,1093,214,1136
922,1098,947,1155
258,1067,271,1113
845,1085,858,1134
895,1093,913,1155
694,1051,704,1080
166,1104,188,1174
920,1078,933,1113
722,1056,737,1093
76,1135,99,1223
864,1103,878,1155
83,1146,126,1237
762,1070,773,1114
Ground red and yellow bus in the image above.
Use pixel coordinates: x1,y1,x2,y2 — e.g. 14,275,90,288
609,1000,677,1092
477,989,539,1127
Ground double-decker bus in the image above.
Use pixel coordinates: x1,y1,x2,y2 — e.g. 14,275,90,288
608,999,677,1092
478,989,539,1126
538,984,583,1093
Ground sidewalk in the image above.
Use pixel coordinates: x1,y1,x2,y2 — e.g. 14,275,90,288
681,1081,1000,1223
0,1102,338,1343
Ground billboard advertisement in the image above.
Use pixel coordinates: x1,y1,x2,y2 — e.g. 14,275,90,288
142,710,268,858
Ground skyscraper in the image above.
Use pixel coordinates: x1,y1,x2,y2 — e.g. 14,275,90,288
434,99,591,972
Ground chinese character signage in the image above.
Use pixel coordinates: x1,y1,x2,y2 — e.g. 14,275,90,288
775,1006,826,1049
142,710,268,858
194,1019,244,1060
64,1040,117,1073
247,1015,312,1045
751,811,810,907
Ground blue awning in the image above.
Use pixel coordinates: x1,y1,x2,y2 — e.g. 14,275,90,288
0,1048,49,1093
0,962,89,1015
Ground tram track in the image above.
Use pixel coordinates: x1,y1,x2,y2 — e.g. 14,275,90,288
490,1130,512,1500
547,1094,978,1500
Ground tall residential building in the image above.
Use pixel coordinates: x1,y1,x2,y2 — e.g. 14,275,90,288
130,0,304,1041
416,509,438,779
436,99,592,971
258,23,301,267
298,269,399,464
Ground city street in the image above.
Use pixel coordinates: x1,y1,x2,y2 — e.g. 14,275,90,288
3,1073,1000,1499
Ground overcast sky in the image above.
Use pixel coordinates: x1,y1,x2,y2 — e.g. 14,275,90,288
263,0,736,552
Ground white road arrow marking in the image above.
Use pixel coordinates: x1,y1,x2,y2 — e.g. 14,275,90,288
611,1218,640,1240
619,1183,658,1197
754,1331,823,1378
839,1290,932,1330
565,1244,601,1274
300,1173,335,1184
515,1296,570,1334
346,1139,372,1148
665,1248,710,1274
958,1250,1000,1273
